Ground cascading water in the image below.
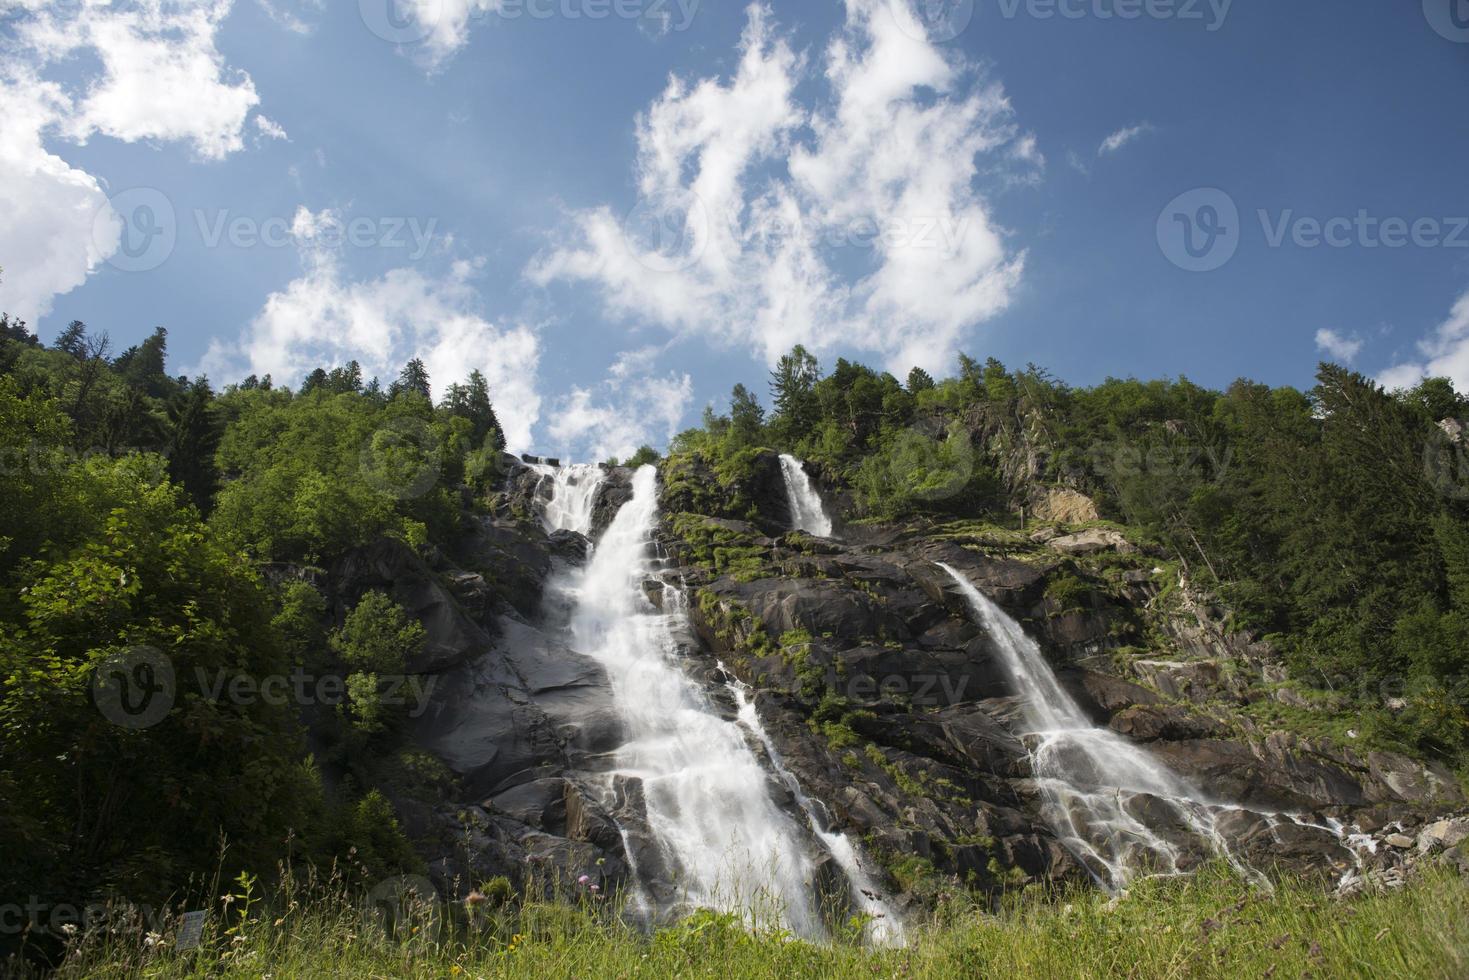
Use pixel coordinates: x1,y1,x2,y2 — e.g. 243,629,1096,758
561,465,825,936
529,462,605,536
778,454,834,538
723,669,904,944
937,562,1370,892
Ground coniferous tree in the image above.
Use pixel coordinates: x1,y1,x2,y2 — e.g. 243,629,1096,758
391,358,432,402
769,344,821,445
728,383,765,447
906,366,935,394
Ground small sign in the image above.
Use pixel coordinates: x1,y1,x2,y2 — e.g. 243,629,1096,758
175,910,207,951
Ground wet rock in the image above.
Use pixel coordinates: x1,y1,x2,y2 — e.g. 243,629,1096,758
548,529,590,563
1109,704,1228,742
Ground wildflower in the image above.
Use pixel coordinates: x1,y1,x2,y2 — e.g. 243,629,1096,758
577,875,590,885
465,891,487,907
589,884,600,893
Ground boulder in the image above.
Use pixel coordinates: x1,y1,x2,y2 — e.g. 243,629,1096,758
1047,528,1136,556
1029,487,1100,524
1110,704,1228,742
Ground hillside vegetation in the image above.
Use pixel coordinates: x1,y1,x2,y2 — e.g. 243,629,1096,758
3,314,1468,973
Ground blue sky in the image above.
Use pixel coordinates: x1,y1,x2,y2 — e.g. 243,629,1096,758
2,0,1468,457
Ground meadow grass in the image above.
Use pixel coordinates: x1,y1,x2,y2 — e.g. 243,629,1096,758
21,863,1469,979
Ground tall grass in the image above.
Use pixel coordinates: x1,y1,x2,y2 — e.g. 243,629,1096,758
15,863,1469,979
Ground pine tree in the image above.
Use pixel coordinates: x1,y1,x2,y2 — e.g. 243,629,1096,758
391,358,431,402
906,366,935,394
769,345,821,444
729,383,765,446
53,321,88,359
167,378,222,513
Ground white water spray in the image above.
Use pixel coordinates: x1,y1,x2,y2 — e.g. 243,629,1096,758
529,462,605,536
937,563,1368,891
779,455,834,538
562,466,824,935
723,668,905,944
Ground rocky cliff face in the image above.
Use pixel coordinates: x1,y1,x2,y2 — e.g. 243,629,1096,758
344,452,1466,906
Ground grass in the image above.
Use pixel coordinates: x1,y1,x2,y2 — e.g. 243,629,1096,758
18,864,1469,979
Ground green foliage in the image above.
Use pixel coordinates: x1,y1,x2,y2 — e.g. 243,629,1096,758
851,422,993,519
51,866,1469,979
330,591,426,734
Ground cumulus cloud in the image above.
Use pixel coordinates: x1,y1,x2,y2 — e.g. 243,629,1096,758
527,0,1030,376
547,354,693,461
396,0,505,69
1097,122,1152,157
0,69,116,325
1378,289,1469,393
1314,328,1363,364
195,212,543,449
0,0,264,323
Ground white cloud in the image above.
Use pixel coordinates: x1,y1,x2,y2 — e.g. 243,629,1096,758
0,1,264,323
254,114,289,142
195,223,542,449
527,0,1028,377
1377,289,1469,393
1314,328,1363,364
398,0,504,69
547,356,693,461
1097,122,1152,157
257,0,324,35
0,70,116,325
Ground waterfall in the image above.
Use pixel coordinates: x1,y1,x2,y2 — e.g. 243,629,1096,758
562,466,824,936
778,455,834,538
936,562,1372,892
723,668,905,944
529,462,605,536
